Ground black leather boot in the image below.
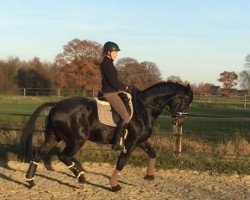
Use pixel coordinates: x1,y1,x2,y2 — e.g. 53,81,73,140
112,120,128,151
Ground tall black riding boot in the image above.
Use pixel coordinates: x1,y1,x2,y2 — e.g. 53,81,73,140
112,120,128,151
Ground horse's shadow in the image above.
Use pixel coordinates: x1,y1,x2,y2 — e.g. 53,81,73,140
0,144,58,171
0,145,135,191
59,169,135,192
35,172,80,189
0,173,28,188
0,160,32,188
0,144,18,169
0,155,28,188
0,169,80,189
0,160,80,189
0,144,75,188
58,158,136,191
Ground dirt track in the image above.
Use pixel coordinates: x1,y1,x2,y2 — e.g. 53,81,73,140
0,161,249,200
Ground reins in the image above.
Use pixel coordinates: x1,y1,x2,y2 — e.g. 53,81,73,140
136,97,188,118
136,97,172,115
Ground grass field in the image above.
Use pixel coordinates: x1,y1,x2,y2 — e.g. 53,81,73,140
0,95,249,174
1,95,250,138
0,96,61,123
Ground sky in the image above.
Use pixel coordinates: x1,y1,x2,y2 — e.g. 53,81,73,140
0,0,250,86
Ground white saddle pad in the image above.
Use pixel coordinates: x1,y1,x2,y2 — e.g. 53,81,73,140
95,92,133,127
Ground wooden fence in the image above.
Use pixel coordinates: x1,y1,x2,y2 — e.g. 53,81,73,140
193,93,249,108
0,88,97,98
0,88,249,108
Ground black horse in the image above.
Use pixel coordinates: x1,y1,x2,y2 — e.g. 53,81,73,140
18,81,193,191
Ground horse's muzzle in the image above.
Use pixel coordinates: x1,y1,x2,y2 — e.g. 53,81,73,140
172,112,187,126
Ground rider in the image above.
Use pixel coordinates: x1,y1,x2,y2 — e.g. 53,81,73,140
99,41,131,151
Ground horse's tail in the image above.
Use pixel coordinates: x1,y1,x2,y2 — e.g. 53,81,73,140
18,102,57,162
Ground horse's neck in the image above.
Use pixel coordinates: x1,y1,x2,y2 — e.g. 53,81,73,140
134,82,186,130
135,90,170,128
139,88,172,111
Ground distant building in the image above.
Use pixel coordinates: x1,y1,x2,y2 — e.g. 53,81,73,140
209,85,220,95
218,88,248,96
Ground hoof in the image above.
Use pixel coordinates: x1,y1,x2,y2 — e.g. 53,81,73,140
78,175,86,184
111,184,122,192
144,175,154,181
45,166,55,171
27,180,35,189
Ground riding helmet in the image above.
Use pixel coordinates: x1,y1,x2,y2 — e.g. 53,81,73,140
103,41,121,53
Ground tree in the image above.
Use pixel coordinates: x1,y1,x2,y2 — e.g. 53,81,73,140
191,82,215,94
140,61,162,83
116,57,140,84
239,70,250,91
55,39,102,91
0,64,5,87
239,54,250,91
244,54,250,69
218,71,238,90
0,57,20,88
56,39,102,65
45,62,59,88
28,57,43,71
166,75,182,83
55,58,101,91
116,57,162,89
17,68,52,89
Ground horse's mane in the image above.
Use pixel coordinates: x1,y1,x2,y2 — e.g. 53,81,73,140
138,81,191,98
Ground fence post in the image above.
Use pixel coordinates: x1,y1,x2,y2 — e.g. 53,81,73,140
23,88,26,96
57,88,61,98
173,124,183,155
204,93,207,108
244,94,247,109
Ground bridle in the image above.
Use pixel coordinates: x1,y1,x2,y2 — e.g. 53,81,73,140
136,95,190,119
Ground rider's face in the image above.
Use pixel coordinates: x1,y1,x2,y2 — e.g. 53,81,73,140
110,51,118,60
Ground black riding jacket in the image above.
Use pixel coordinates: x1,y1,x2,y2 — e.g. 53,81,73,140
100,56,127,93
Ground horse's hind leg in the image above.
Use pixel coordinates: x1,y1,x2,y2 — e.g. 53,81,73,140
26,132,57,188
58,139,86,183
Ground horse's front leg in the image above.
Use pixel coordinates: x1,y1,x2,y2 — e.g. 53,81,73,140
110,143,136,192
139,140,156,180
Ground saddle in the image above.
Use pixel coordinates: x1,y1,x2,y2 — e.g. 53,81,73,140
95,92,133,127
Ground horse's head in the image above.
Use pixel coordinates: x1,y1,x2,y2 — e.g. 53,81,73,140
136,82,193,124
167,84,193,124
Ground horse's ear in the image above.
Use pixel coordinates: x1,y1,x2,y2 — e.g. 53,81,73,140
185,84,192,93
